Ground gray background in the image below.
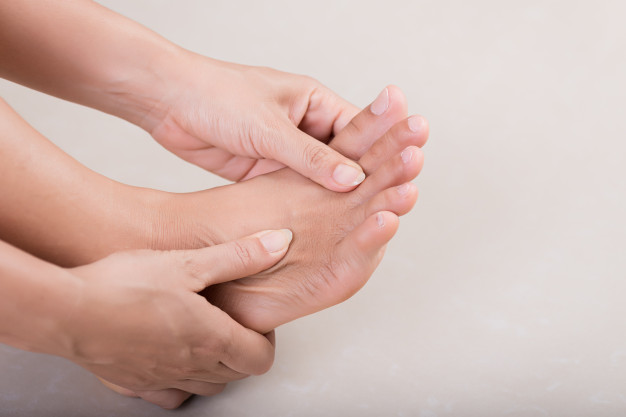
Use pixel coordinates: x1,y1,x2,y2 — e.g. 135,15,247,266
1,1,625,416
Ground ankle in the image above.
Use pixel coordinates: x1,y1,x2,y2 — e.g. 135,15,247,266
147,192,220,251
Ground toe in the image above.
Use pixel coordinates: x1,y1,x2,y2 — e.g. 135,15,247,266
354,146,424,200
358,115,429,174
333,211,399,298
329,85,408,161
361,182,419,218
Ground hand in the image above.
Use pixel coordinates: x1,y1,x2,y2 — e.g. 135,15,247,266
144,54,365,190
0,1,363,192
61,229,292,408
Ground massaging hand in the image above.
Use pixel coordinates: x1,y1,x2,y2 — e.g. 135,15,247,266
63,229,291,409
0,0,363,191
143,54,364,189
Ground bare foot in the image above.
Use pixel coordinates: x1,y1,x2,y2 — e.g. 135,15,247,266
103,86,429,407
162,87,429,333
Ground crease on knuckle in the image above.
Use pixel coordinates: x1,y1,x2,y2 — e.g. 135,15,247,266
231,241,253,270
177,251,209,285
251,119,284,157
302,142,332,173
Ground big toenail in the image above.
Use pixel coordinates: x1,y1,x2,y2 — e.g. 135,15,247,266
408,116,424,132
333,163,366,186
370,87,389,115
397,183,410,196
401,148,413,164
376,212,385,228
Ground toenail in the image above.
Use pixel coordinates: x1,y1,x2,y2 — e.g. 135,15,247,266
397,183,411,196
260,229,293,252
408,116,424,133
333,163,365,186
376,212,385,228
370,87,389,116
401,147,413,164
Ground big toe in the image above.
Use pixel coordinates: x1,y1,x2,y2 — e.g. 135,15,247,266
332,211,400,300
329,85,408,161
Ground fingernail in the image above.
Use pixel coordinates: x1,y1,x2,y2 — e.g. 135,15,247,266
376,213,385,228
370,87,389,116
333,163,365,186
260,229,293,252
397,183,411,196
408,116,424,132
401,147,413,164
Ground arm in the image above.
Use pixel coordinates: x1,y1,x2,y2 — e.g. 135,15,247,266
0,0,364,190
0,97,160,266
0,229,291,408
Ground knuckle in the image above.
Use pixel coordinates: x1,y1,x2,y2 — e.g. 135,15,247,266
177,251,206,283
301,74,321,90
198,324,232,357
251,119,285,157
230,241,253,269
302,142,332,172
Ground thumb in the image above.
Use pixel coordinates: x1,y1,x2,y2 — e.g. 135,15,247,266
176,229,293,292
270,122,366,192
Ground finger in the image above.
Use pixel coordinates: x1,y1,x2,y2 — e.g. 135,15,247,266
267,121,367,192
217,314,276,376
196,303,275,376
172,381,227,397
297,84,360,140
98,377,138,398
134,388,193,410
176,229,293,292
179,360,248,384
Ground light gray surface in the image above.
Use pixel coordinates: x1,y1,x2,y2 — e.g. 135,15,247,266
1,1,626,416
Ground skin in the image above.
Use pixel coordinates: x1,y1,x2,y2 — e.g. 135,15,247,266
0,230,292,409
0,0,367,191
99,100,428,405
0,87,429,408
0,0,433,409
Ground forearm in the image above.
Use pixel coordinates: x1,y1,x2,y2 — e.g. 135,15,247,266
0,0,185,130
0,238,78,356
0,98,161,266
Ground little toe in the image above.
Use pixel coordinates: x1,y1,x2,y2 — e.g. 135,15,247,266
355,146,424,200
361,182,419,218
329,85,408,161
333,211,400,298
358,115,429,174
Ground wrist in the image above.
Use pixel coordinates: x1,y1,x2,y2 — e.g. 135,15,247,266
99,41,190,132
0,242,83,358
